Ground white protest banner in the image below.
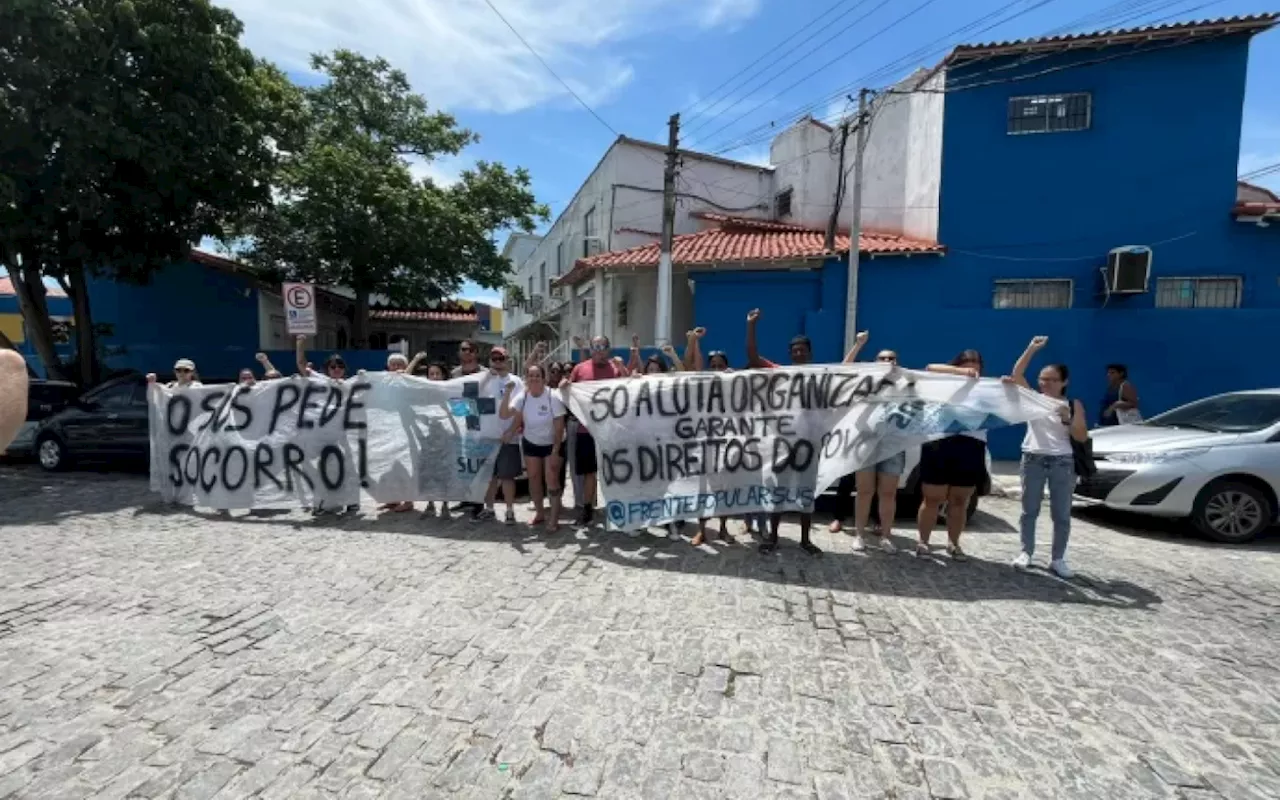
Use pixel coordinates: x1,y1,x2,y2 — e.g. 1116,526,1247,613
283,282,317,335
149,371,515,509
564,364,1060,531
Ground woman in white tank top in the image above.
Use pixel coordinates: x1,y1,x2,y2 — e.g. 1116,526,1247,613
1002,336,1089,578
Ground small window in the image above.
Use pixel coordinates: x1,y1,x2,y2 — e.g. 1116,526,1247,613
539,262,547,293
1155,277,1241,308
583,207,597,256
527,275,534,298
776,188,793,218
1008,93,1091,135
556,241,564,275
617,298,628,328
993,279,1072,309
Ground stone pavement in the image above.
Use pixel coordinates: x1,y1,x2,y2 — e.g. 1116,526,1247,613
1,465,1279,799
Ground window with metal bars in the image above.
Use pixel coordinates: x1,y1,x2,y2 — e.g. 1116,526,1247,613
775,188,793,218
1154,277,1242,308
992,279,1073,309
1008,93,1091,135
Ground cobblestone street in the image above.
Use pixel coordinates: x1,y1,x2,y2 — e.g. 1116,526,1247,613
1,465,1279,799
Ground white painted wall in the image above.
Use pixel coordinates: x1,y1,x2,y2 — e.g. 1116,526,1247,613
257,290,347,351
769,119,840,231
503,138,772,344
838,69,944,242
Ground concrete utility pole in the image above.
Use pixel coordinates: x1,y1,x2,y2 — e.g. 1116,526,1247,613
843,88,870,353
655,113,680,348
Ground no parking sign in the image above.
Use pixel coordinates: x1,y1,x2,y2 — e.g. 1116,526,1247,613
283,283,317,335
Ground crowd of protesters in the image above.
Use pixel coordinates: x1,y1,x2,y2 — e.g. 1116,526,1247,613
135,309,1111,578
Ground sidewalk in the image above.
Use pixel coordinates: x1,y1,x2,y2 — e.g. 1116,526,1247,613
988,459,1021,499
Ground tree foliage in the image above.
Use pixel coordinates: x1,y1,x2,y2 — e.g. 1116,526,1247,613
0,0,302,382
238,51,548,348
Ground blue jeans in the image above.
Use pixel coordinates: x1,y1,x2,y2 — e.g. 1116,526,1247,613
1020,453,1075,560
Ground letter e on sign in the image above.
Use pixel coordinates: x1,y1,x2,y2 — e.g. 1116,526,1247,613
283,282,318,336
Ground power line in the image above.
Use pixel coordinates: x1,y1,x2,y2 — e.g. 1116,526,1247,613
480,0,619,137
680,0,872,126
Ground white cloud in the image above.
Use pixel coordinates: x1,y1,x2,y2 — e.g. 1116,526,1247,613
219,0,760,114
406,155,468,187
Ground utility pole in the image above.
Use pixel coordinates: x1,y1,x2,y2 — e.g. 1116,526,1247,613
843,88,870,353
655,113,680,348
825,119,851,251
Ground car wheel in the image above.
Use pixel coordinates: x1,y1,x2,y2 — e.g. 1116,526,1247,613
35,434,67,471
1192,480,1272,544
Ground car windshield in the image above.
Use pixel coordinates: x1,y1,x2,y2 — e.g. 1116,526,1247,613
1145,394,1280,433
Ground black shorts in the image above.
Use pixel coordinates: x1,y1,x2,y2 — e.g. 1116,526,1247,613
919,435,987,488
522,439,554,459
493,443,523,480
574,429,598,476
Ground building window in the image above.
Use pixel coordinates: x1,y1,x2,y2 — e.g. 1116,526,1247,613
1008,93,1091,135
556,241,564,274
583,207,597,256
776,188,793,218
1155,277,1242,308
527,275,534,299
992,279,1073,309
539,262,546,294
617,297,628,328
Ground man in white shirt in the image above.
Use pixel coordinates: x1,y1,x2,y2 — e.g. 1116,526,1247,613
473,347,524,524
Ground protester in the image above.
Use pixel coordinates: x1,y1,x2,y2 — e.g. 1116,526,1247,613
0,349,29,456
746,308,820,556
426,362,448,381
1100,363,1141,426
567,335,627,526
546,361,571,496
501,363,566,531
291,337,358,515
377,352,416,514
475,347,523,524
255,352,282,380
1004,336,1087,578
451,340,486,517
420,362,450,518
146,358,202,389
238,368,256,387
914,350,988,560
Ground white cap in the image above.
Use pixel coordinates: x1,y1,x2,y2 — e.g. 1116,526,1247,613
174,358,196,371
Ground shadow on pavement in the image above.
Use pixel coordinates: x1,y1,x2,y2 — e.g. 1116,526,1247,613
0,462,152,526
1072,504,1280,553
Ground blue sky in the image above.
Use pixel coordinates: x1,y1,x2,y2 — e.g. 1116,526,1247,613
216,0,1279,305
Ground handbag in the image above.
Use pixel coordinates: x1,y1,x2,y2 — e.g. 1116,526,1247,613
1068,399,1097,478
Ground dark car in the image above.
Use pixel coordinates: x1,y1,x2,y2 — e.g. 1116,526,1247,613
5,365,80,457
33,374,150,471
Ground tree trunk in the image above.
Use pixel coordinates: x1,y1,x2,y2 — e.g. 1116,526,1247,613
9,255,67,381
352,289,370,349
66,263,98,386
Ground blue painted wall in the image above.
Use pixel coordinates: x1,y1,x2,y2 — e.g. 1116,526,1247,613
0,288,74,376
87,259,262,381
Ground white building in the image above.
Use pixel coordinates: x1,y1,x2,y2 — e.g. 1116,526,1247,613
501,136,774,361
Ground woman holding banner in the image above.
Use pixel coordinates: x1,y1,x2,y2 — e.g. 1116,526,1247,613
379,353,416,514
915,350,988,560
146,358,202,389
1003,336,1087,578
501,364,566,531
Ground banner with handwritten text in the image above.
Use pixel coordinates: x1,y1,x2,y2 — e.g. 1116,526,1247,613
565,365,1059,530
149,372,512,509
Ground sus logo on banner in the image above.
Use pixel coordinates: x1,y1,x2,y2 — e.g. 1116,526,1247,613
149,373,509,509
563,365,1059,531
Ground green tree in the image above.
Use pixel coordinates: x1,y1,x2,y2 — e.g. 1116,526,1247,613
0,0,302,383
238,51,548,348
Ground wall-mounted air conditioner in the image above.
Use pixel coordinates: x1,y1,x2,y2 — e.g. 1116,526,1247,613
550,284,564,300
1105,246,1152,294
584,237,604,257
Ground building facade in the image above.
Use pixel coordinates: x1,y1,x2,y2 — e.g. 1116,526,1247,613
500,136,774,362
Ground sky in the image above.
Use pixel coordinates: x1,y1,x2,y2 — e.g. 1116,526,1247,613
208,0,1280,306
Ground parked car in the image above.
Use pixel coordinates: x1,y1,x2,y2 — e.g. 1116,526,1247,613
33,373,151,471
1074,389,1280,543
5,365,79,457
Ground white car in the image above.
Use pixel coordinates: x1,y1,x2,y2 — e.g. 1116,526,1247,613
1075,389,1280,543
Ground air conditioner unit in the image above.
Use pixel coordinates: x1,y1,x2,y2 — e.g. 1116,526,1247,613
1105,246,1152,294
524,294,545,314
549,284,564,300
584,237,604,257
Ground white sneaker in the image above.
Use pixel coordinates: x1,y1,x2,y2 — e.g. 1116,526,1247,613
1012,552,1032,569
878,536,897,554
1049,559,1074,579
851,534,867,552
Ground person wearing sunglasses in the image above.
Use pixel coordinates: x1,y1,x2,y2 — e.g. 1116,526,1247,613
914,349,988,560
474,347,524,524
567,335,628,527
451,339,482,378
745,308,819,557
146,358,203,389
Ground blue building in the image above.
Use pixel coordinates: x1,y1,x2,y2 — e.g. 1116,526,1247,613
558,15,1280,459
